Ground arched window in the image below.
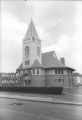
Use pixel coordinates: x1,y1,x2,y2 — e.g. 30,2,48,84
37,47,40,56
25,46,30,57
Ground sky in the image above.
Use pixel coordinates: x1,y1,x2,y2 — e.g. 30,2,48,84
0,0,82,73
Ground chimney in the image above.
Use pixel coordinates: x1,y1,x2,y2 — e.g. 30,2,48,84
60,57,65,65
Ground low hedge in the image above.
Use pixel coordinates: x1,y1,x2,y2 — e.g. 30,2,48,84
0,87,63,95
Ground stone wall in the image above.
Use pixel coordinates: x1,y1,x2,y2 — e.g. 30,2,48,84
0,68,74,88
30,74,70,88
45,75,69,88
31,75,45,87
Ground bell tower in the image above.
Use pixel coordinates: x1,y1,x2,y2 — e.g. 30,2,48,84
23,19,42,68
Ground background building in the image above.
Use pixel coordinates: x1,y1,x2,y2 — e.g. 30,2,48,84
73,72,82,86
0,73,17,87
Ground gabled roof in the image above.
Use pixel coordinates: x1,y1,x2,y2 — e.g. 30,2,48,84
17,51,75,71
31,60,44,68
42,51,66,68
24,18,40,41
17,63,32,70
17,60,44,70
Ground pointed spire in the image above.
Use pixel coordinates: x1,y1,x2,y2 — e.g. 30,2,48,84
31,17,32,22
24,18,40,41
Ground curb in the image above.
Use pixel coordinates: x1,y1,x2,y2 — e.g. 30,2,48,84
0,96,82,106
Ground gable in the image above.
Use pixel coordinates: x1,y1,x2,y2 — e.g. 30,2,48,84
31,60,44,68
42,51,66,68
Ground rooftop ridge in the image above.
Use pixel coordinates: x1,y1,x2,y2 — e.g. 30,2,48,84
42,51,55,54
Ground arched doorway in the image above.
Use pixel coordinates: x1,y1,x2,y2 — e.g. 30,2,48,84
23,74,31,87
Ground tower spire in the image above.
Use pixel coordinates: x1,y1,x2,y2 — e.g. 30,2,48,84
24,19,40,41
31,17,32,22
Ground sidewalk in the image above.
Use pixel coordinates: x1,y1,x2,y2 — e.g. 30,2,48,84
0,93,82,106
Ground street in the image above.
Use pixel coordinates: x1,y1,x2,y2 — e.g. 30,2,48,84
0,98,82,120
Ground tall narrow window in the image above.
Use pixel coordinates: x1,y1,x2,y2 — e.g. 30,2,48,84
25,46,30,57
61,69,63,74
37,68,39,74
33,69,35,74
55,68,57,74
32,36,35,41
37,47,40,56
58,69,61,74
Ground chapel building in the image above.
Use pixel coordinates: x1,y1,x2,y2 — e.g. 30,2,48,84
16,19,75,88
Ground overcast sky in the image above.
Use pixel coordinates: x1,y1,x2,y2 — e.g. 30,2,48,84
1,0,82,73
